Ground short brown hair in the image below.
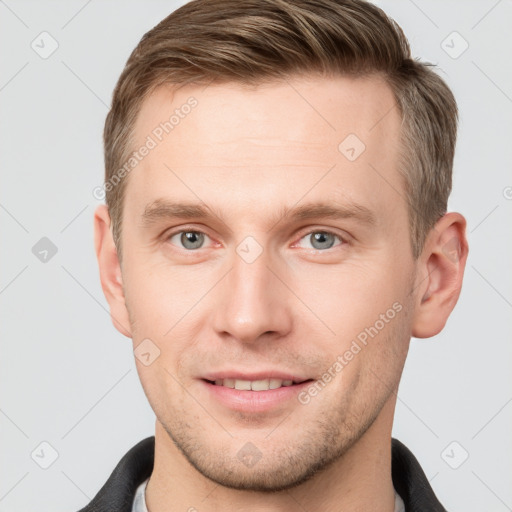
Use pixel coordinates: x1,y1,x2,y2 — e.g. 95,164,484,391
103,0,458,263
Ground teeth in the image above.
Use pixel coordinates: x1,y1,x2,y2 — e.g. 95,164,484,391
235,379,252,390
251,378,270,391
269,378,283,389
213,378,296,390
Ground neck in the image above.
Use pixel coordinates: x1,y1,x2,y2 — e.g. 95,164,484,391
145,398,397,512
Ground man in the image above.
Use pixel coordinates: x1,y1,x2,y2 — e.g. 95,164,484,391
84,0,468,510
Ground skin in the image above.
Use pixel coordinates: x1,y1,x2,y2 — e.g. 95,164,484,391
94,74,468,512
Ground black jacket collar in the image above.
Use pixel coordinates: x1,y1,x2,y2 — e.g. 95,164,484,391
77,436,447,511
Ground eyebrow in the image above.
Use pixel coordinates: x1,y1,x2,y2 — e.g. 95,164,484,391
140,198,376,231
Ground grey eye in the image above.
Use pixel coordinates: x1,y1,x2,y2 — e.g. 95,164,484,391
298,231,342,251
173,231,206,250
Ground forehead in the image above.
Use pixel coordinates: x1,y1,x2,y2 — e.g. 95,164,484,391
125,74,404,229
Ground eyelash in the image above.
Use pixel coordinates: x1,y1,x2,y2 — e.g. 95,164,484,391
164,226,347,253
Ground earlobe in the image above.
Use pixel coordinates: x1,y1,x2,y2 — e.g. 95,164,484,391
93,204,132,338
411,212,469,338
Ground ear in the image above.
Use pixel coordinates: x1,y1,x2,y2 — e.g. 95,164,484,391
411,212,469,338
93,204,132,338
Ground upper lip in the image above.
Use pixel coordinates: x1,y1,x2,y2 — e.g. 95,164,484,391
202,371,312,384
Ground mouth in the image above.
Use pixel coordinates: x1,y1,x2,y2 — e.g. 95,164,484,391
203,377,314,391
200,377,315,413
199,370,317,412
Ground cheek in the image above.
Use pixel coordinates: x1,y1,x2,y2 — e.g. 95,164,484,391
133,341,191,419
135,363,177,426
123,263,186,332
338,309,409,412
303,264,411,389
297,263,401,332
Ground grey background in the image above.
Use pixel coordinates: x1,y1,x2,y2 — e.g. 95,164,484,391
1,0,511,510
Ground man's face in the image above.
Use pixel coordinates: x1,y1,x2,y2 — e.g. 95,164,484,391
118,75,417,491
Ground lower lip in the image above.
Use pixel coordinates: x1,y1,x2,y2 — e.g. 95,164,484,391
201,379,314,413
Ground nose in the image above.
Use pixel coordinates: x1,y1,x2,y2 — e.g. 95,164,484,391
211,241,293,344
